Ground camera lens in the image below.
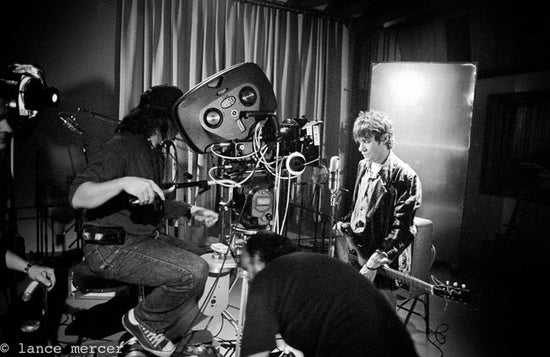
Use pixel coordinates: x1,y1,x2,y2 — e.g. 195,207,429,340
204,108,223,128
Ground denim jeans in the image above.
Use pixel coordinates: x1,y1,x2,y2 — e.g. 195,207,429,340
83,232,209,335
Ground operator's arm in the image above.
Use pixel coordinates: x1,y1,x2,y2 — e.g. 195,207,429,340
71,176,165,209
164,200,218,227
5,250,56,290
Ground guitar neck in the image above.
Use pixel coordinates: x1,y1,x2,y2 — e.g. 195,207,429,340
379,266,434,295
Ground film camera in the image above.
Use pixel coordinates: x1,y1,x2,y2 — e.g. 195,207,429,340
173,62,322,229
0,64,59,129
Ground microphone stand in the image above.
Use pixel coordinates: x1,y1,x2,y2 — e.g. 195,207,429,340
328,172,339,258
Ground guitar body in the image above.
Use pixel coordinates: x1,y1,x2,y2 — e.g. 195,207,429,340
335,231,412,275
335,232,365,267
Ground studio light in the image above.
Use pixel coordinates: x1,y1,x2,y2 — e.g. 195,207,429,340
1,72,60,118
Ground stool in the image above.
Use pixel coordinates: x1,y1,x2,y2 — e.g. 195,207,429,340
396,217,435,336
65,261,146,344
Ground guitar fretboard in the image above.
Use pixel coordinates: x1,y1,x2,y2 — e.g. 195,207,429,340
379,266,434,294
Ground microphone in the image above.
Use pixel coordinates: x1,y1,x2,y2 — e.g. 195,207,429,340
58,112,83,135
329,155,340,192
22,281,40,302
77,107,118,124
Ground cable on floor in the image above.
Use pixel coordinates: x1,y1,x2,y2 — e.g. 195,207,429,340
416,322,449,357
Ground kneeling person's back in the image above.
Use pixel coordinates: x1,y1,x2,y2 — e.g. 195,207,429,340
242,251,418,357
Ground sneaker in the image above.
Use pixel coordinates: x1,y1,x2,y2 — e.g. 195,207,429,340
122,308,176,357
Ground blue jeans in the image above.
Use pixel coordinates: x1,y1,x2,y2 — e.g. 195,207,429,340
83,233,209,334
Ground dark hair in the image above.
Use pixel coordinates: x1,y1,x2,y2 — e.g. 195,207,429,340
116,85,183,138
138,85,183,112
245,231,301,264
352,110,395,149
116,107,170,138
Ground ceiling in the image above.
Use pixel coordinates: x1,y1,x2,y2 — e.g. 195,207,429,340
252,0,468,29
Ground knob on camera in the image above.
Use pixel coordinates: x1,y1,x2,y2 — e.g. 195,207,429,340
285,152,306,176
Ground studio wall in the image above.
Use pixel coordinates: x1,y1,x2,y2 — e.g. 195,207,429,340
2,0,120,253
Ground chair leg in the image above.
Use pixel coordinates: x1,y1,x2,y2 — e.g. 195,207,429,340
424,293,430,337
403,297,419,326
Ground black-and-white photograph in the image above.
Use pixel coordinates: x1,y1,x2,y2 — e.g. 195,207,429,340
1,1,549,356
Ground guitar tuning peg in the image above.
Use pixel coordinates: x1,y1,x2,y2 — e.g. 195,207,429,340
462,284,466,289
446,280,450,285
453,282,458,287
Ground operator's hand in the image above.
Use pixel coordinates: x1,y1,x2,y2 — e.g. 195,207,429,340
122,176,165,205
10,63,42,79
332,221,348,237
28,265,56,291
190,206,219,227
360,250,391,282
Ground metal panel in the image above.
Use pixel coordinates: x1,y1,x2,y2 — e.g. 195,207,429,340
369,62,476,264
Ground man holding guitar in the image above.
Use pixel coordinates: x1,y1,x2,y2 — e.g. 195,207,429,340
333,110,422,307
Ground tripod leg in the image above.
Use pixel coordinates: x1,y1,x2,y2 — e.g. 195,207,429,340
235,269,248,357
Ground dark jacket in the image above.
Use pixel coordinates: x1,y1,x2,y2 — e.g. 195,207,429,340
346,152,422,287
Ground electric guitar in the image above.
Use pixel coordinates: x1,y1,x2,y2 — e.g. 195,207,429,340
378,263,470,304
337,229,470,304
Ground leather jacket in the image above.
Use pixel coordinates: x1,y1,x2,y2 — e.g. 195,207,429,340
346,152,422,268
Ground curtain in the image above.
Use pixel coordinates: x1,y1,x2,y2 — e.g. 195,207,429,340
481,90,550,199
119,0,350,239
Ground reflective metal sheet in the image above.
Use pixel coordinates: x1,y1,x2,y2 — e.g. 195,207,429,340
369,62,476,264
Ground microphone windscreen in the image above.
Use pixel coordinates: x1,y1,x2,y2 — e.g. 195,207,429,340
329,155,340,172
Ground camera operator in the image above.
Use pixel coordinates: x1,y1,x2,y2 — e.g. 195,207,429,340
69,85,218,357
1,64,56,345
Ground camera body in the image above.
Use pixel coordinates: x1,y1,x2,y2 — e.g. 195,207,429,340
173,62,322,230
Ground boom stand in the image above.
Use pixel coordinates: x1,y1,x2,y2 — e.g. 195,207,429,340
327,189,338,258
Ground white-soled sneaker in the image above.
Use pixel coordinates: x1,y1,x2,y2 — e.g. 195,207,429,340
121,308,176,357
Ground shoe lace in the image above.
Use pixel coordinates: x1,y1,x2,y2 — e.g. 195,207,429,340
139,324,166,348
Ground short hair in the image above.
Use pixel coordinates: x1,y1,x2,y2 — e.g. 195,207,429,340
116,85,183,138
244,231,301,264
352,110,394,149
